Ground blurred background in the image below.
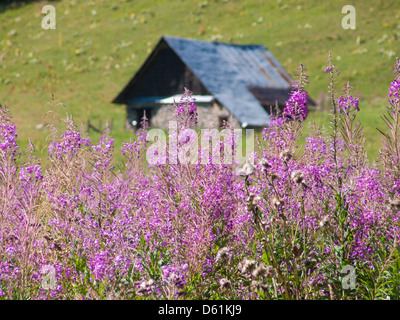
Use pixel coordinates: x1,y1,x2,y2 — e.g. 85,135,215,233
0,0,399,165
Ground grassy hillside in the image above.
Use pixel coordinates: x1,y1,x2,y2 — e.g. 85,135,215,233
1,0,400,163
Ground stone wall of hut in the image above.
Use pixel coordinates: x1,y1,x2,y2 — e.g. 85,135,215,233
126,101,241,130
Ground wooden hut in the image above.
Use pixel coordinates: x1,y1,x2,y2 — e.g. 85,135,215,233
112,36,314,129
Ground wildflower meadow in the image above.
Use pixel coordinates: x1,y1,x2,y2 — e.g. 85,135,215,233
1,55,400,300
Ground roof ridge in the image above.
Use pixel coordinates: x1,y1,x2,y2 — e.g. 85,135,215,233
162,35,266,48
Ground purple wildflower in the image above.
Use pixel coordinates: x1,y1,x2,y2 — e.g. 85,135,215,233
337,95,360,115
283,89,308,121
388,79,400,105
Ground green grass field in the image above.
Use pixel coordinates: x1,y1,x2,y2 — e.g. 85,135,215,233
1,0,400,164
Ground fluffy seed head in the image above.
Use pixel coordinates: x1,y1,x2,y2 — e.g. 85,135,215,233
292,245,301,258
238,161,255,176
238,259,256,274
272,197,284,208
280,149,293,163
247,194,255,203
136,279,155,295
265,265,275,278
252,264,274,278
251,280,268,292
319,215,330,227
390,199,400,209
215,247,231,263
269,172,279,181
247,194,261,205
219,278,231,290
291,170,304,184
260,158,271,171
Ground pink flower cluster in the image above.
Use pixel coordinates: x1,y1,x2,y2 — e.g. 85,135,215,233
337,95,360,115
282,89,308,121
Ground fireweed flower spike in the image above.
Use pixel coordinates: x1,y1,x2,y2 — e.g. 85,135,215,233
388,78,400,105
282,64,309,122
337,82,360,116
282,90,308,121
388,58,400,105
0,105,20,159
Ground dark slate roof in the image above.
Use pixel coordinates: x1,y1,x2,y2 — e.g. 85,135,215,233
114,36,296,127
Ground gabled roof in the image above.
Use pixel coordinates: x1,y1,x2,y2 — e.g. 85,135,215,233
113,36,296,127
